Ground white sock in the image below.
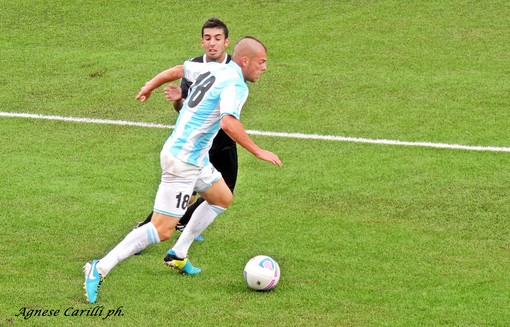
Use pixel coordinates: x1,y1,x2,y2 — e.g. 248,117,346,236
171,202,225,258
97,222,160,276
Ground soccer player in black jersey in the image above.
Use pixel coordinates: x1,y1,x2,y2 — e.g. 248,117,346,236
135,17,237,241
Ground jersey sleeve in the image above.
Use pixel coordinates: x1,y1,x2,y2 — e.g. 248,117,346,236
219,82,249,120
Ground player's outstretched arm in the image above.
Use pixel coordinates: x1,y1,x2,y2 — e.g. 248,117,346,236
220,115,282,166
136,65,184,102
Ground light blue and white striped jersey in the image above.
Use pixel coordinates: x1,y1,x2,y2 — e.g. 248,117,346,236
163,60,249,167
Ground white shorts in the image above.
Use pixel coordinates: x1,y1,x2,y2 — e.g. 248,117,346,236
153,152,222,218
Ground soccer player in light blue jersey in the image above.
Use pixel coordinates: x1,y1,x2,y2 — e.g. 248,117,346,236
135,18,235,242
84,36,282,304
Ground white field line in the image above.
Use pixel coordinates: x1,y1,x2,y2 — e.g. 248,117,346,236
2,111,510,153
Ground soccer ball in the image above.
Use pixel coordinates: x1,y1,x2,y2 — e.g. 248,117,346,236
243,255,280,291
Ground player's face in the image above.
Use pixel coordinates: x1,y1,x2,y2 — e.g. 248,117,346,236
201,28,230,63
245,50,267,83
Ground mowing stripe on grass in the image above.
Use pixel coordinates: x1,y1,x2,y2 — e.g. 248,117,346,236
2,111,510,153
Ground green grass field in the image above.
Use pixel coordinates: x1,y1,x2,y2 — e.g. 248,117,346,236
1,1,509,326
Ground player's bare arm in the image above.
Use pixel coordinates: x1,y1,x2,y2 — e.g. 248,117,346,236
220,115,282,166
136,65,184,102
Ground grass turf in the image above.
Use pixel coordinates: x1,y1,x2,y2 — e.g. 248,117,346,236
1,0,509,326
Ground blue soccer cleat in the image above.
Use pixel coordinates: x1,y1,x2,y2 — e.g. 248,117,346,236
163,250,201,275
83,260,103,304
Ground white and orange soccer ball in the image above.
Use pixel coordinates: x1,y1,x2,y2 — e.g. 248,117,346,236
243,255,280,291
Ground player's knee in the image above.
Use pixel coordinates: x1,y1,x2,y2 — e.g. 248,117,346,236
217,192,232,208
157,227,174,242
201,185,233,208
207,193,232,208
225,193,233,207
152,213,177,241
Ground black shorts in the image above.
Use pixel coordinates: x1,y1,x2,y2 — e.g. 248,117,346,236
210,144,238,192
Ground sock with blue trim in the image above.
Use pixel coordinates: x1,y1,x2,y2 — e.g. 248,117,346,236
171,202,225,258
97,222,160,275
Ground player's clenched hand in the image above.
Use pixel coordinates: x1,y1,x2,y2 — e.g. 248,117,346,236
164,84,183,101
136,86,152,102
256,149,282,166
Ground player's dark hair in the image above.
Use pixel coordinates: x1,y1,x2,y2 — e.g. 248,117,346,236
202,17,229,38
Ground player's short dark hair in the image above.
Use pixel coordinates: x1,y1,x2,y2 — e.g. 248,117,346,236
202,17,229,38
